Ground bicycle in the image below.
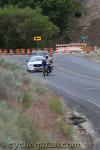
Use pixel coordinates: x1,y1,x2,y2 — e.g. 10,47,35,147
42,65,49,78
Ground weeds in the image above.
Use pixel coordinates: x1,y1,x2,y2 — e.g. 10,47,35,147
58,120,73,139
48,99,63,115
0,58,75,147
32,79,49,96
22,91,33,109
0,58,21,71
0,101,42,143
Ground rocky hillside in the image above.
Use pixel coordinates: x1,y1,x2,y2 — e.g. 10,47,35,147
72,0,100,46
80,0,100,27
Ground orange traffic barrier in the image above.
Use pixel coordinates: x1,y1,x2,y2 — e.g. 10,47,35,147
0,49,2,55
3,49,7,55
21,48,25,55
49,48,53,56
16,49,20,55
27,48,31,55
9,49,13,55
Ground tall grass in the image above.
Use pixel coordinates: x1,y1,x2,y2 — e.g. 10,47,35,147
0,58,74,148
0,59,34,106
48,99,63,115
58,120,73,139
0,101,42,144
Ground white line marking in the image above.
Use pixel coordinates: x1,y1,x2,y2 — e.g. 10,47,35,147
55,64,100,81
87,88,100,90
47,80,100,109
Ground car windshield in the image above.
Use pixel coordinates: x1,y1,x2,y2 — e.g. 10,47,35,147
31,51,37,55
29,56,43,62
37,51,49,56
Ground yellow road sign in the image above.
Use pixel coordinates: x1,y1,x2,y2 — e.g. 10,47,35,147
34,36,41,41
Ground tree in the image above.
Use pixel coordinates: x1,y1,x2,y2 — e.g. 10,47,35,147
0,0,82,44
0,6,59,48
0,0,82,31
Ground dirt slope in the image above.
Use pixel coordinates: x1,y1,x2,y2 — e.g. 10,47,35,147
72,0,100,46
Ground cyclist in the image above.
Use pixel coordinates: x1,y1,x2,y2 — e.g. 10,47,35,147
45,55,52,73
42,58,47,68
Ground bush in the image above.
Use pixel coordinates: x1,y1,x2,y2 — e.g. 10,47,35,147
0,58,21,71
0,67,22,102
58,120,73,139
0,101,42,144
32,79,49,96
48,99,63,115
22,92,33,109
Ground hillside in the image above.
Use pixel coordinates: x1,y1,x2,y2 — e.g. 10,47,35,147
73,0,100,46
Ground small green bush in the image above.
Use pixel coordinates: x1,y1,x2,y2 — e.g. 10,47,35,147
22,92,33,109
58,120,73,139
0,58,21,71
32,79,49,95
48,99,63,114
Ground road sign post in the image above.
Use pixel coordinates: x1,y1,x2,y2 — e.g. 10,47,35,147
34,36,41,49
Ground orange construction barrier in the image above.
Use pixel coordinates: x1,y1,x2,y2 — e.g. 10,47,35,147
16,49,20,55
9,49,13,55
3,49,7,55
21,48,25,55
0,49,2,55
49,48,53,56
27,48,31,55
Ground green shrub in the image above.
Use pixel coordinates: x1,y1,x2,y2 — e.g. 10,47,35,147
22,92,33,109
32,79,49,95
0,101,42,144
58,120,73,139
0,68,22,101
48,99,63,114
0,58,21,71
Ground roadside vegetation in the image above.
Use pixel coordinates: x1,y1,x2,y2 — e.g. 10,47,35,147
0,58,75,149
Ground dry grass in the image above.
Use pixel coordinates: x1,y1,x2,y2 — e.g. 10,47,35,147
48,99,64,115
58,119,73,139
0,58,73,148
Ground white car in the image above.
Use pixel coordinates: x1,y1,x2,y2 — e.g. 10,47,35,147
27,56,44,72
30,50,53,63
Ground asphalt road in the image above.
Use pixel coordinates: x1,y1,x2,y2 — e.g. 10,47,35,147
1,54,100,137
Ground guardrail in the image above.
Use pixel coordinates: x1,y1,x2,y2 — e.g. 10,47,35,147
0,48,53,55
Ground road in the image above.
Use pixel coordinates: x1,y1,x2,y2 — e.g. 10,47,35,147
1,54,100,136
31,54,100,136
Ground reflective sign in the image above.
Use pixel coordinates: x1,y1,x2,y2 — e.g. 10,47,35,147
34,36,41,41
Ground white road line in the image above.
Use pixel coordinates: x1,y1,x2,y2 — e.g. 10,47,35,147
47,80,100,109
55,64,100,81
87,88,100,90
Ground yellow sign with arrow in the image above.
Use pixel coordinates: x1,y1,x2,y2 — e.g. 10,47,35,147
34,36,41,41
